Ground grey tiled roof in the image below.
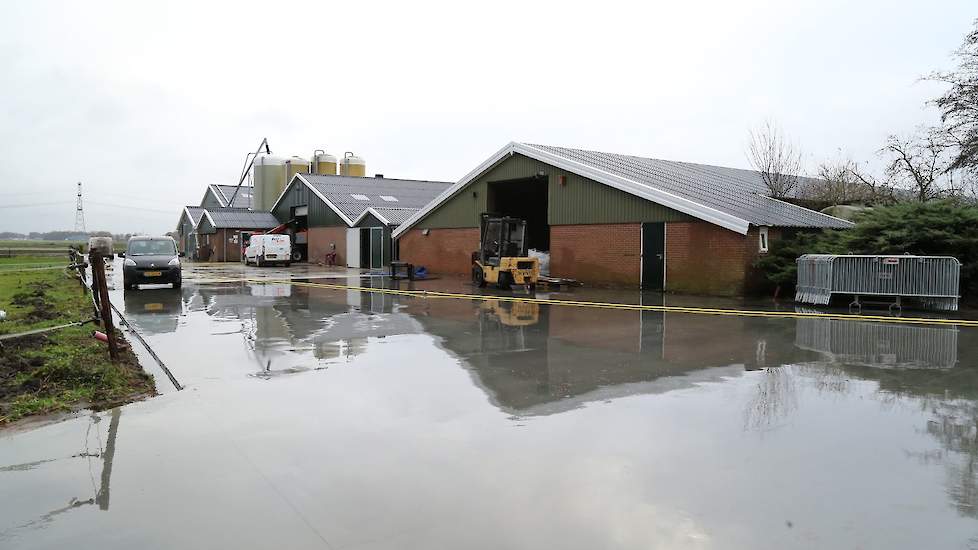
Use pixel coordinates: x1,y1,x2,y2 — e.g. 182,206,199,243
369,207,418,225
524,143,852,229
300,174,452,224
206,208,279,229
185,206,206,226
211,184,253,208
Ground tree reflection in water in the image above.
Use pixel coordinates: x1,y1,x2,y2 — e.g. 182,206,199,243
746,315,978,519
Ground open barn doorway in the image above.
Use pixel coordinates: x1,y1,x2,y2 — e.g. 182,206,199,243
486,176,549,252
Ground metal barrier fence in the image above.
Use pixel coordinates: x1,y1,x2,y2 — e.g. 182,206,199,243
795,316,958,369
796,254,960,311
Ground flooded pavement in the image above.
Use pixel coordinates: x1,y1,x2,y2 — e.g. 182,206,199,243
3,262,978,549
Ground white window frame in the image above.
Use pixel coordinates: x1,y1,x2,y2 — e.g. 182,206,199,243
758,226,769,253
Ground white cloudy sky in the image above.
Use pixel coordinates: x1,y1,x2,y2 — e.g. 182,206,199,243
0,0,973,234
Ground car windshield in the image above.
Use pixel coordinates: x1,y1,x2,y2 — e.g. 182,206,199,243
128,240,176,256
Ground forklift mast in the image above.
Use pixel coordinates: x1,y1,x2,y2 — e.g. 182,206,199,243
478,213,527,265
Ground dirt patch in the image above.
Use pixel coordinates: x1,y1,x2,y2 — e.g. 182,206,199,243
10,281,58,322
0,271,156,426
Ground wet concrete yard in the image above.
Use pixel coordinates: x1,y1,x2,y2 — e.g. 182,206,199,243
3,262,978,548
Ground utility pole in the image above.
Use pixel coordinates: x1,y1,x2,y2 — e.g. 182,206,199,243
75,182,87,234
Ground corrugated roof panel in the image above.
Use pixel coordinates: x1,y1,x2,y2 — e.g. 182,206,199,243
524,143,852,229
185,206,206,225
371,207,417,225
212,184,253,208
302,174,452,224
207,208,278,229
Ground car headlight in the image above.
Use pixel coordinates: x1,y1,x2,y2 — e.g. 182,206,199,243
168,257,180,266
124,258,136,267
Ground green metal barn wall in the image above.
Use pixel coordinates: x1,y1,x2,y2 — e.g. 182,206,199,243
355,212,386,228
179,216,197,252
417,153,693,228
272,180,345,227
201,191,224,209
197,217,215,234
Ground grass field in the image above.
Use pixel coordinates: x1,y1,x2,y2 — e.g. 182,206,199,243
0,266,154,424
0,239,126,257
0,256,69,268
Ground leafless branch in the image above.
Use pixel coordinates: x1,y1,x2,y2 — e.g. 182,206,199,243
747,120,803,199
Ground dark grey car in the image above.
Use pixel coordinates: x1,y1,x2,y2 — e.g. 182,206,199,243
122,236,182,290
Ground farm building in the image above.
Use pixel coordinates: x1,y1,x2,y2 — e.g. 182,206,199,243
195,208,280,262
200,184,253,209
271,173,451,268
175,206,206,257
394,142,853,295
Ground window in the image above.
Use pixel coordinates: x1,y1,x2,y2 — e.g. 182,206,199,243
758,226,769,253
380,195,398,202
350,194,369,201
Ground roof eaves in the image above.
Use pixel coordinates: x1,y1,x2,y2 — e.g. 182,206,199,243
270,174,354,226
198,209,217,233
208,185,229,207
354,207,391,226
755,194,854,228
269,174,302,212
175,207,189,232
394,141,753,237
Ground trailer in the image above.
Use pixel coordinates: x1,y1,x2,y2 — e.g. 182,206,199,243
795,254,960,312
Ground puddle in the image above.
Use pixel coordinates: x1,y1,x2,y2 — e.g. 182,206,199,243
2,262,978,549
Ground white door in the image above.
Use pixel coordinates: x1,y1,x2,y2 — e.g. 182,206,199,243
346,228,360,268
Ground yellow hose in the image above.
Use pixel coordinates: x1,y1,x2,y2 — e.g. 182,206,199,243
191,275,977,328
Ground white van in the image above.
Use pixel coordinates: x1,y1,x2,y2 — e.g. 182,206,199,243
244,234,292,267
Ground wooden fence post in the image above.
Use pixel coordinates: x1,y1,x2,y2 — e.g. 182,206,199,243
89,251,119,361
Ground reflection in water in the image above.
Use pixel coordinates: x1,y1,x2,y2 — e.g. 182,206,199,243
918,398,978,518
0,409,120,538
795,316,958,369
122,288,184,334
788,315,978,519
743,367,799,432
117,278,978,531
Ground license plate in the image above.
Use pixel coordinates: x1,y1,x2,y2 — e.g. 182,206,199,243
143,271,162,277
145,303,163,311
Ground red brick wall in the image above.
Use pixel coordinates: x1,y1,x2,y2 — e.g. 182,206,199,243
399,228,480,275
548,305,641,352
308,226,347,266
550,224,641,286
665,221,760,296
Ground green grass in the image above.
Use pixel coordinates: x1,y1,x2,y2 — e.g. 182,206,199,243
0,256,70,269
0,267,155,425
0,239,126,255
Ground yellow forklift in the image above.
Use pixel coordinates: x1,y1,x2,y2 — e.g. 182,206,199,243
472,213,540,290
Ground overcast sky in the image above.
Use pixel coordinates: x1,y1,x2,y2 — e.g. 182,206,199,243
0,0,973,234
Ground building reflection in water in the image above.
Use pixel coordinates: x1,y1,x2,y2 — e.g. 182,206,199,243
183,280,978,520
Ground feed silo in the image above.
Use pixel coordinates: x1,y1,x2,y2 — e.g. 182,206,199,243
253,154,288,211
340,152,366,177
311,150,338,175
285,156,311,185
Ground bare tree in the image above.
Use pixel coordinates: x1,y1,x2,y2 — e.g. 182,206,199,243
747,120,804,198
881,128,961,202
928,20,978,171
806,159,869,203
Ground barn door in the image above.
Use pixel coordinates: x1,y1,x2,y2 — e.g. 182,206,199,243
641,223,665,290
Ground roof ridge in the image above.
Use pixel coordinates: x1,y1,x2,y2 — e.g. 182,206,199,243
523,142,815,181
